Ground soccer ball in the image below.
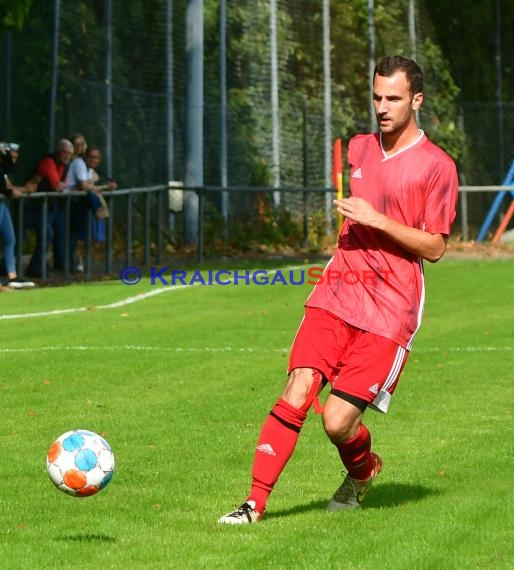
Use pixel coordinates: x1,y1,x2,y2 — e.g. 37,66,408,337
46,429,115,496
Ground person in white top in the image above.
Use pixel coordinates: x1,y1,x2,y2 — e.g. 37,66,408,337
67,146,117,272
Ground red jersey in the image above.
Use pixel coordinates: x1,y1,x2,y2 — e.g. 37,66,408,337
37,156,66,190
306,131,458,349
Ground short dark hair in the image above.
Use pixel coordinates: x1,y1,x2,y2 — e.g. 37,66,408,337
85,146,102,157
374,55,423,96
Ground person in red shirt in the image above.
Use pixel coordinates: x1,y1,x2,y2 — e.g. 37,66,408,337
25,139,74,277
219,55,459,524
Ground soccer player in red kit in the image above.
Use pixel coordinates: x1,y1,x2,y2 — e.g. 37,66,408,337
219,55,459,524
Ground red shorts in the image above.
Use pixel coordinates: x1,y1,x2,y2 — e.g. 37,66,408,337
288,307,409,413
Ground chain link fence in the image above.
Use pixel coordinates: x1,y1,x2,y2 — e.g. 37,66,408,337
2,0,514,252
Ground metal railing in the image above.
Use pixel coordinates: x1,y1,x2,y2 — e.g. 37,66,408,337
11,186,167,280
2,184,511,282
458,185,514,241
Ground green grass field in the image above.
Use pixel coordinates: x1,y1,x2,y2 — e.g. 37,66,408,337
1,259,513,569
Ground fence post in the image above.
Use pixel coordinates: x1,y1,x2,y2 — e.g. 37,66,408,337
106,193,114,275
460,189,468,241
197,187,204,263
184,0,203,245
15,197,24,276
144,191,151,266
85,208,92,278
125,193,132,268
323,0,332,233
64,196,71,277
156,188,165,266
302,98,309,249
41,198,48,279
48,0,60,150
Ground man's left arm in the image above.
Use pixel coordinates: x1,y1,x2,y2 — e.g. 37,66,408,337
334,196,447,263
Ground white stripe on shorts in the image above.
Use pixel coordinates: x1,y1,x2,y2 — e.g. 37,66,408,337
369,344,406,414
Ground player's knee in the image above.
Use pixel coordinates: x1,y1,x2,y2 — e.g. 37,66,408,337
322,409,360,444
323,417,353,444
282,368,323,411
322,392,365,443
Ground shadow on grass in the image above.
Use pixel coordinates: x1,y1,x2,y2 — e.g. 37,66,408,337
55,533,116,543
365,482,439,509
266,482,438,520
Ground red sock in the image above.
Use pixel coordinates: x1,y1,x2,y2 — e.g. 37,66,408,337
247,398,307,513
336,423,375,481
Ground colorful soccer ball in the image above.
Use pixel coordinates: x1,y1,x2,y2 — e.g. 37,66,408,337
46,429,115,497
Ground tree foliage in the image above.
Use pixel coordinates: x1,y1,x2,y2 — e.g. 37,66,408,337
1,0,483,188
0,0,32,32
426,0,514,102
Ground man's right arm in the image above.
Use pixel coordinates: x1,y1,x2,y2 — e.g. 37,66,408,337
334,197,448,263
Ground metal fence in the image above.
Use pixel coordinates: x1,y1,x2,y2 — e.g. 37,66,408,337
10,187,167,280
5,184,512,284
5,0,514,246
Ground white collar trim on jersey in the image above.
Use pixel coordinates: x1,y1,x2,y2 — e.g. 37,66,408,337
380,129,425,160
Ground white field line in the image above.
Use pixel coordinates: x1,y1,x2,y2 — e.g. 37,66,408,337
0,285,191,320
0,266,307,321
1,266,511,356
0,345,511,355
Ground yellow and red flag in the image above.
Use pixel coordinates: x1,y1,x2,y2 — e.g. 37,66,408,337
333,138,344,229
